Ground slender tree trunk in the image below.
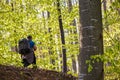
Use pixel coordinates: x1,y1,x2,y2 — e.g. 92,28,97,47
57,0,67,73
68,0,72,12
6,0,10,4
46,11,55,66
78,0,104,80
48,28,55,66
116,0,120,15
67,0,78,73
110,0,113,3
103,0,107,12
72,55,77,73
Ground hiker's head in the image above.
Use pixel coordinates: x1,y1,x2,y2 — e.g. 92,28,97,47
27,35,32,40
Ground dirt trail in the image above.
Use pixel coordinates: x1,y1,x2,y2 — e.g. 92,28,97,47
0,65,77,80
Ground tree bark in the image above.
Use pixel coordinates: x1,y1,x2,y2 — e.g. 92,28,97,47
57,0,67,73
78,0,104,80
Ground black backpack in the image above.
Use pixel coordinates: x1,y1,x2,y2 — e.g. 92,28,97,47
18,38,31,55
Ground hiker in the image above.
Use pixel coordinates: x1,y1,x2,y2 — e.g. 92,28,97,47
19,35,37,68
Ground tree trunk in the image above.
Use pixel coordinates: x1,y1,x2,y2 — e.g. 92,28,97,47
110,0,113,3
48,28,55,66
57,0,67,73
67,0,78,73
46,11,55,66
67,0,72,12
72,55,77,73
78,0,104,80
6,0,10,4
103,0,107,12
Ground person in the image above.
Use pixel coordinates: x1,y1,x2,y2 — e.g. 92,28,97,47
21,35,37,68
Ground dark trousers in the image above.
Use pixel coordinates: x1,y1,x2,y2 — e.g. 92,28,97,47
23,59,30,67
22,54,36,67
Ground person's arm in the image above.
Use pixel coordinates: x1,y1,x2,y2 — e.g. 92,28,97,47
32,41,37,51
33,45,37,51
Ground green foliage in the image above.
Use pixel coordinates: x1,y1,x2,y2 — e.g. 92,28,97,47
1,0,120,79
0,0,79,76
103,1,120,79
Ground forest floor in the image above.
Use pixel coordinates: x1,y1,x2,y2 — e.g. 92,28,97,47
0,65,77,80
